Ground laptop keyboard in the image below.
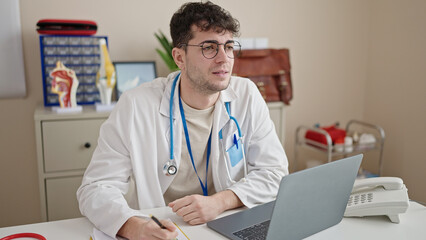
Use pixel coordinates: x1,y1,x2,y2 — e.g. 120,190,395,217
233,220,271,240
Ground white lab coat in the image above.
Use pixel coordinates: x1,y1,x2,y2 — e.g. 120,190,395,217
77,71,288,237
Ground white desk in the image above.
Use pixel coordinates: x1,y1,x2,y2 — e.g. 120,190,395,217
0,201,425,240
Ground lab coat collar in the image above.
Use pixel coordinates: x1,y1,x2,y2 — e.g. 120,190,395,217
159,71,181,119
216,82,238,131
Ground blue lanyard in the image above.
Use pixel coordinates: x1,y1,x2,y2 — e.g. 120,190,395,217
178,87,211,196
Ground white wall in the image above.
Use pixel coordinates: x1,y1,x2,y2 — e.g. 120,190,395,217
365,0,426,203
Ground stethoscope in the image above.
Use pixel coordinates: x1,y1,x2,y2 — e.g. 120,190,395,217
0,233,46,240
163,73,246,188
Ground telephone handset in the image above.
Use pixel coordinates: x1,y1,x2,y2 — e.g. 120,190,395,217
344,177,409,223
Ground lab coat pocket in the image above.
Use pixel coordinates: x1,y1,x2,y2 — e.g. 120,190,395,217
227,138,244,167
223,129,239,150
223,131,245,181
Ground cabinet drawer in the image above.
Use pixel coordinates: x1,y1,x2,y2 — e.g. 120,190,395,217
42,119,105,172
46,176,83,221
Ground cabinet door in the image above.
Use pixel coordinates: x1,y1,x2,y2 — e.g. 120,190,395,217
269,108,281,135
45,176,83,221
42,119,105,172
267,103,285,145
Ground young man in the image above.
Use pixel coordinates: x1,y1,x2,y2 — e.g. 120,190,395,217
77,2,288,240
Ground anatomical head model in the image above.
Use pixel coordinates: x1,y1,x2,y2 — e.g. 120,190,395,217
50,61,79,108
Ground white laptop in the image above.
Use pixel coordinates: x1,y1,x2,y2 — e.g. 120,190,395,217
207,154,363,240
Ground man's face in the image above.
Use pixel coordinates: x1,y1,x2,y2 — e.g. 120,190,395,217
181,25,234,95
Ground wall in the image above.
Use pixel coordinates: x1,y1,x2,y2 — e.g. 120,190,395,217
365,0,426,203
0,0,424,227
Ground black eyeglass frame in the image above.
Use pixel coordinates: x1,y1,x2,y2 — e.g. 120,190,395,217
179,40,241,59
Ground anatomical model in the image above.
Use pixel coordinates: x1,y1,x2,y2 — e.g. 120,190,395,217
96,38,116,105
50,61,79,108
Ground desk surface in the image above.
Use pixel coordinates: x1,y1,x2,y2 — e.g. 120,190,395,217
1,201,425,240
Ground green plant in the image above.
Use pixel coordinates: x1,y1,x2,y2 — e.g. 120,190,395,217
154,30,179,72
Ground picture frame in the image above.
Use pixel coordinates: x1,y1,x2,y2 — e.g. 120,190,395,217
113,61,157,98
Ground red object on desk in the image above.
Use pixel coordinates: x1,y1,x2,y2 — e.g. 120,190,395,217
0,232,46,240
305,124,346,145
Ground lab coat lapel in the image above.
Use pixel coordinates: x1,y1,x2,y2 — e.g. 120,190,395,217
159,71,180,119
211,84,237,191
216,84,238,130
159,72,182,193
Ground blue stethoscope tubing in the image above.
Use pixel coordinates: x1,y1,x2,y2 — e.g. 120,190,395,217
168,73,179,162
220,102,248,183
165,72,247,184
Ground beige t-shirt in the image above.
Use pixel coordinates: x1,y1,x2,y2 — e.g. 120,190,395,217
163,99,216,204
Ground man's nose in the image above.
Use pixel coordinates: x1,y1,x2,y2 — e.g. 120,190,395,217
214,45,229,63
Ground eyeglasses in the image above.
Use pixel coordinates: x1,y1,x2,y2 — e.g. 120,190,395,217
180,40,241,59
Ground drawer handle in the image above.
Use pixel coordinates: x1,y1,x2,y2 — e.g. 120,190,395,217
84,142,91,149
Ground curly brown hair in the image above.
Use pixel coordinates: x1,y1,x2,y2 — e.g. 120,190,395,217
170,1,240,48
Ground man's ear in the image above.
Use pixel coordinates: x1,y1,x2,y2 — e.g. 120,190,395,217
172,47,185,70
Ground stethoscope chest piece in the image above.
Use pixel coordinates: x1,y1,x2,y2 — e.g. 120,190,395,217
163,160,177,176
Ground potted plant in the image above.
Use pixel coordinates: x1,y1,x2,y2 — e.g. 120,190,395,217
154,30,179,72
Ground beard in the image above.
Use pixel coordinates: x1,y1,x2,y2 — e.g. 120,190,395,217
185,65,232,95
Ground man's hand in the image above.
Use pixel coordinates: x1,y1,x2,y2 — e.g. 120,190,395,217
169,190,243,225
117,216,178,240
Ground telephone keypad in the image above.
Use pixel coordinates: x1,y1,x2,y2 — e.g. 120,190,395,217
347,193,374,206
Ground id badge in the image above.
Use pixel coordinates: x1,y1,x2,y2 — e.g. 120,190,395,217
226,134,244,167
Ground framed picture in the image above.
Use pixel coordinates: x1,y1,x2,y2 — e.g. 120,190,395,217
114,61,157,98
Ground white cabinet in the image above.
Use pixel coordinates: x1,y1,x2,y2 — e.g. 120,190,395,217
42,119,106,172
34,103,285,221
267,102,286,146
45,176,83,221
34,107,109,221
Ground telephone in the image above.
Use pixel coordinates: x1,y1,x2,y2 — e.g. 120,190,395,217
344,177,409,223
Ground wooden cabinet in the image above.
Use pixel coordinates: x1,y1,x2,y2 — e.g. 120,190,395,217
34,103,285,221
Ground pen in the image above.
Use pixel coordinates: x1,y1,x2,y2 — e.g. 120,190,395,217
150,214,167,229
233,134,239,149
